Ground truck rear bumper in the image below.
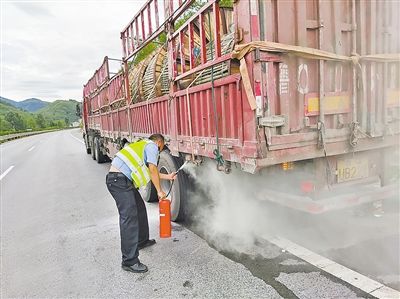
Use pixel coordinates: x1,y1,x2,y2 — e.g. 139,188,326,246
256,183,399,214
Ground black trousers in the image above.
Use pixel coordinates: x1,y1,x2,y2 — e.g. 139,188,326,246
106,172,149,266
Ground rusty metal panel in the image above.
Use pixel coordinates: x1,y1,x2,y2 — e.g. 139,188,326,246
130,105,141,133
173,74,254,161
176,75,242,140
238,0,400,157
111,110,120,133
91,94,100,112
98,88,108,109
107,113,113,134
84,57,109,97
107,74,125,104
256,0,353,134
357,0,400,136
119,108,129,133
100,113,109,132
128,95,170,136
89,115,101,131
116,73,250,161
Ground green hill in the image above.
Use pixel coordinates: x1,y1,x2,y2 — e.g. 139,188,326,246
18,98,49,112
0,99,80,135
0,101,32,118
0,96,18,107
0,96,49,112
35,99,80,124
0,102,37,132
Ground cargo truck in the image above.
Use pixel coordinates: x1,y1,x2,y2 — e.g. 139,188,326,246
82,0,399,221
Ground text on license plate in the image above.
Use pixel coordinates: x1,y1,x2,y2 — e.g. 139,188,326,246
337,158,369,183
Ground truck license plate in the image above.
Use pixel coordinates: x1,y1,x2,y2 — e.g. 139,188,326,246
337,158,369,183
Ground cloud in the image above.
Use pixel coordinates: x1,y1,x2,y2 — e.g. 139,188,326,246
1,42,27,64
12,2,53,17
1,1,145,102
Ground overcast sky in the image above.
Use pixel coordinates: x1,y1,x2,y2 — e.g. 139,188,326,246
1,0,147,102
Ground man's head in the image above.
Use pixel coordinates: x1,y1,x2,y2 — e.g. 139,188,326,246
149,133,165,151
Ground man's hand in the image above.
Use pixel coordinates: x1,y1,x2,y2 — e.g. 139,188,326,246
159,172,177,181
157,190,167,199
166,172,177,181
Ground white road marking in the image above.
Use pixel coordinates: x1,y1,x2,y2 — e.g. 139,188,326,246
0,166,15,181
70,132,84,144
267,236,400,299
28,146,35,152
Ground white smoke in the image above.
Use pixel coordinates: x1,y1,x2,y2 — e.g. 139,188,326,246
183,160,279,256
182,157,400,289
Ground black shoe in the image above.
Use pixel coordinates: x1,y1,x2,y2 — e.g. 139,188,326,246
122,262,148,273
138,239,156,250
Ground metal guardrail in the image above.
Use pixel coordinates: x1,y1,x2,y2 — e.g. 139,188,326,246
0,129,59,143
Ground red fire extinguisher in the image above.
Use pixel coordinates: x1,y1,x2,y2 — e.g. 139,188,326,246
159,199,171,238
159,166,187,238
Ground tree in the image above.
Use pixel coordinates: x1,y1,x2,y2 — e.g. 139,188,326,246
64,117,70,127
36,113,46,128
56,120,64,128
219,0,233,8
174,0,207,30
0,117,12,132
26,117,38,130
75,103,81,117
5,112,25,131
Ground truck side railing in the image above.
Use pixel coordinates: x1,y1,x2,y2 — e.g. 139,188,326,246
170,0,222,80
86,71,126,114
83,56,110,98
108,73,126,106
121,0,194,60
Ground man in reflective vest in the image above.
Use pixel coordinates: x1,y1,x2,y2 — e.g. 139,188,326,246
106,133,175,273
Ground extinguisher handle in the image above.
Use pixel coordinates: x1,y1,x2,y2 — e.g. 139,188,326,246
157,190,166,199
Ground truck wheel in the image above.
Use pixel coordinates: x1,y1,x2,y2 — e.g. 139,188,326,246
95,137,107,163
91,137,96,160
158,151,188,222
84,135,91,154
139,182,158,203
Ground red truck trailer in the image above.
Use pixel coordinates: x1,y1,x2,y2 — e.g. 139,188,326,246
82,0,399,221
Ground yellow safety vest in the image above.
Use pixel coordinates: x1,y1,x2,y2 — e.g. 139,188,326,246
116,140,153,188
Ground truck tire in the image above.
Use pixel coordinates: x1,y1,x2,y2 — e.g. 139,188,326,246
84,135,91,154
91,137,96,160
94,137,107,163
158,151,188,222
139,182,158,203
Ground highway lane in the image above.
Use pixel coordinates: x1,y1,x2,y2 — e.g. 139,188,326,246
0,133,48,174
1,129,396,298
271,200,400,291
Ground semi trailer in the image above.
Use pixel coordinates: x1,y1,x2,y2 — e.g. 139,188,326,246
82,0,399,221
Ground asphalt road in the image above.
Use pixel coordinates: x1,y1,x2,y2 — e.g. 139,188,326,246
0,129,398,298
272,200,400,291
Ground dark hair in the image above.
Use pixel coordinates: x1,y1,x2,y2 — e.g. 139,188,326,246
149,133,165,143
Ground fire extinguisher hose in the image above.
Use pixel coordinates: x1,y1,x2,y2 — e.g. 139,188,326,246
165,180,174,198
163,161,189,199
